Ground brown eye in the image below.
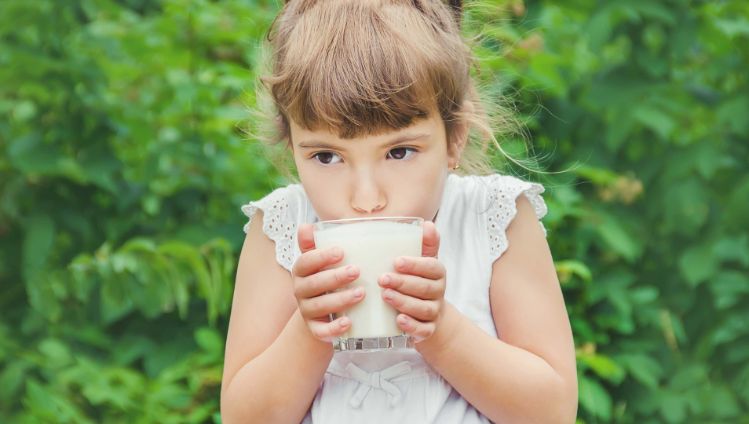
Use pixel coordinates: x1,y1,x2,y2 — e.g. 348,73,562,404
387,147,416,160
312,151,342,165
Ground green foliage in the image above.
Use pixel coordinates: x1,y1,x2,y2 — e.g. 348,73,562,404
0,0,275,421
1,0,747,422
466,0,749,421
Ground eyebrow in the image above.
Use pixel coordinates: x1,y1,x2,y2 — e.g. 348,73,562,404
296,133,430,149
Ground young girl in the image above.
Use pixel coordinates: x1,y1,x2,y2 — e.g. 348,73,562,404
221,0,577,422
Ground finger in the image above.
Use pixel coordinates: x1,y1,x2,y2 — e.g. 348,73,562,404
308,316,352,342
396,314,436,343
393,256,445,280
298,287,365,320
295,265,360,299
382,289,440,322
297,224,316,253
421,221,440,258
378,272,444,300
292,246,343,278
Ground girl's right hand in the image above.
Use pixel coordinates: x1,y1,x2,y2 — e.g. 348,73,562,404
291,224,364,342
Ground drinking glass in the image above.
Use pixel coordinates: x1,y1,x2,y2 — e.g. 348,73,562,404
313,217,423,351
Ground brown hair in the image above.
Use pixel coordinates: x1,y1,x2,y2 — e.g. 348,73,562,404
251,0,519,177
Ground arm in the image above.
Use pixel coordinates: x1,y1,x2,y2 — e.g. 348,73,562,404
221,212,365,423
390,197,578,423
220,211,333,423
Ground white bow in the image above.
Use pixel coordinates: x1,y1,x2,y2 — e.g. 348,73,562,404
344,361,413,408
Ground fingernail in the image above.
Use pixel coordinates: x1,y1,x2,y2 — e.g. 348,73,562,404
330,248,342,259
395,257,405,268
346,265,358,277
352,288,364,298
397,315,409,326
382,289,393,301
339,317,351,328
380,274,391,285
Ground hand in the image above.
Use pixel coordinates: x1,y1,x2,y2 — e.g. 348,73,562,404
378,221,446,343
292,224,365,342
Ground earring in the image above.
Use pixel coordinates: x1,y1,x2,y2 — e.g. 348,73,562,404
453,162,460,170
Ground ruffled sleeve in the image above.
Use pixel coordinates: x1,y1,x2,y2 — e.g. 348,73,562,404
240,184,311,272
481,174,548,261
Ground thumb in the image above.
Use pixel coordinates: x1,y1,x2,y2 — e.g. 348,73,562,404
421,221,440,258
297,224,316,253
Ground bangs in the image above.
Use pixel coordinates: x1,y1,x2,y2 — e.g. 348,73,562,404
264,0,469,139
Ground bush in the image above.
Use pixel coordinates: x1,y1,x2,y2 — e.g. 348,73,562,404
1,0,747,422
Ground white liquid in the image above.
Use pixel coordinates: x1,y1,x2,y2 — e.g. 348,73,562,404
314,221,422,339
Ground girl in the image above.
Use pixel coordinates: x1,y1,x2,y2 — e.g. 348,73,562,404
221,0,577,422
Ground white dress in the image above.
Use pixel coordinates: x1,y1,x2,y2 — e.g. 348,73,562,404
241,173,548,423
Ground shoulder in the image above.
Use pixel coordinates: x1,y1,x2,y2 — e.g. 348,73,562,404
446,173,545,210
448,173,548,261
240,183,312,272
472,174,546,215
240,183,308,232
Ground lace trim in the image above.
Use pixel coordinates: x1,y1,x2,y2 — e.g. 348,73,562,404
485,175,548,260
241,189,297,271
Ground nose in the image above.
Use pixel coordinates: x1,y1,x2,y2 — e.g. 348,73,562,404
350,169,387,214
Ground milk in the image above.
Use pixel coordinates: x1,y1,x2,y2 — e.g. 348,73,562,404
314,219,423,339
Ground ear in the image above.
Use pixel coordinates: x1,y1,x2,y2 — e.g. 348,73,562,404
447,100,472,168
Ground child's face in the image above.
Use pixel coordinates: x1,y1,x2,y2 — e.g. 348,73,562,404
290,113,460,222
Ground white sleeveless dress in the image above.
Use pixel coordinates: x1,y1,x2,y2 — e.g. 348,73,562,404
241,173,547,423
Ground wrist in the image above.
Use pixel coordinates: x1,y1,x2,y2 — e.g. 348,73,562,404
415,302,465,358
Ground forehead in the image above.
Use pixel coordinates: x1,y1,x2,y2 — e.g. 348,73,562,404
289,112,445,145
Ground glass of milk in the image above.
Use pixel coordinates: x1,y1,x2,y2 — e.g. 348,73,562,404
313,217,423,352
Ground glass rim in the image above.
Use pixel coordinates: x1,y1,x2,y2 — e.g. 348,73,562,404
314,216,424,226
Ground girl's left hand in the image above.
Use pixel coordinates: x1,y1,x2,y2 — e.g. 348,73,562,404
378,221,446,343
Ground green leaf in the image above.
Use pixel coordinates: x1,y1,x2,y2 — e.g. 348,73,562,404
678,243,720,287
556,260,593,284
111,336,155,366
713,234,749,266
0,361,28,403
710,271,749,309
660,392,688,423
100,275,135,324
661,178,710,236
579,376,612,420
629,286,658,304
717,96,749,136
670,364,708,390
22,214,55,282
574,165,618,186
158,240,215,320
79,366,139,410
38,338,72,369
712,315,749,346
578,352,625,384
7,133,87,182
715,18,749,38
704,385,741,418
23,379,93,423
143,333,194,378
627,1,677,26
693,140,734,179
633,105,675,139
595,212,643,263
195,327,223,355
616,353,663,389
725,178,749,230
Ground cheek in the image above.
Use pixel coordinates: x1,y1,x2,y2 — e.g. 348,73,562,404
391,165,447,219
298,168,346,220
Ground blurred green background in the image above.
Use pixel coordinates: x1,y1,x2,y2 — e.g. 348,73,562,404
1,0,747,422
